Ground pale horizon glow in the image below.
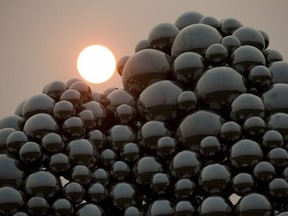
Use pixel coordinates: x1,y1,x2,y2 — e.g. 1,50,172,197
77,45,116,83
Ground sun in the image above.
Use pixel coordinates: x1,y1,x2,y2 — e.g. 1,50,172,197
77,45,116,84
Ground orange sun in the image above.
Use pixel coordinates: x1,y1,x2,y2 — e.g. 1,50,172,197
77,45,116,84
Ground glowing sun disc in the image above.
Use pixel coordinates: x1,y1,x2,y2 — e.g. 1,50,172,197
77,45,116,83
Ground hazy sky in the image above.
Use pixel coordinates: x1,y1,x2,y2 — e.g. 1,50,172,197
1,0,288,119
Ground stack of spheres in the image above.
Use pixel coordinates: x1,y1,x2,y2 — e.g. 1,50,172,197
1,11,288,216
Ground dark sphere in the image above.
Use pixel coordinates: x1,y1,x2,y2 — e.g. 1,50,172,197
0,187,24,215
175,11,204,30
137,80,182,123
148,23,179,54
122,49,172,97
172,52,205,88
172,23,222,58
195,66,247,111
231,45,266,75
176,110,224,150
220,17,243,35
233,26,265,50
205,43,228,66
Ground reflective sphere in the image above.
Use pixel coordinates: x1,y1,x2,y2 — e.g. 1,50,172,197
60,89,82,110
148,23,179,54
26,196,50,216
106,125,136,151
87,183,107,203
75,203,104,216
243,116,266,137
230,139,263,169
69,81,92,103
221,35,241,54
268,61,288,84
147,199,173,216
205,43,228,66
0,187,24,215
22,94,55,120
174,201,195,216
0,128,16,153
134,156,163,185
266,113,288,141
111,161,131,181
62,182,85,204
195,66,247,111
233,27,265,50
172,23,222,58
176,111,224,150
91,168,110,186
110,182,136,210
62,117,85,139
0,154,25,188
199,136,222,158
106,89,135,113
7,131,27,153
230,93,265,121
262,83,288,113
175,178,196,199
51,198,74,216
121,143,140,163
248,65,272,89
66,139,96,168
265,49,283,65
123,206,143,216
267,147,288,168
199,16,219,28
268,178,288,199
23,113,59,140
172,52,205,88
220,121,242,142
220,18,243,35
24,170,60,199
41,133,64,154
137,80,182,123
122,49,172,97
135,39,150,52
175,11,204,30
53,100,75,121
45,80,67,101
262,130,284,149
87,129,106,150
48,153,70,174
253,161,276,182
231,45,266,74
0,115,24,130
151,173,170,195
156,136,177,158
138,120,171,150
235,193,272,216
19,141,42,164
170,150,201,179
177,91,197,113
114,104,137,125
77,109,96,131
198,196,233,216
232,173,255,196
200,163,231,194
69,165,91,185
